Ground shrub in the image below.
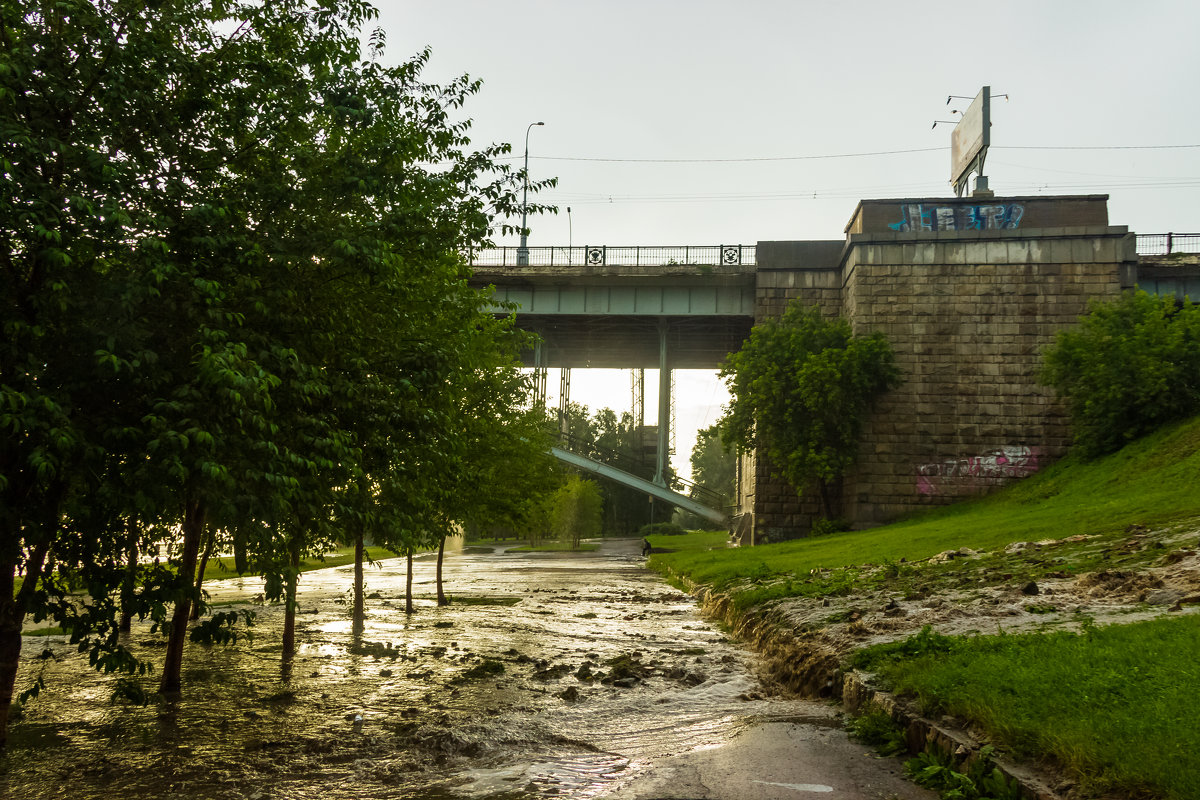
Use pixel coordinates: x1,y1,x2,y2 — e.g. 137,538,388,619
718,301,900,517
1041,291,1200,458
639,521,687,537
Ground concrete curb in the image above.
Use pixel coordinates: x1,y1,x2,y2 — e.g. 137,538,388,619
675,572,1072,800
840,669,1067,800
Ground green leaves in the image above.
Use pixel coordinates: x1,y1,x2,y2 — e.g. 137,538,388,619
1041,290,1200,458
719,301,900,515
1,0,549,719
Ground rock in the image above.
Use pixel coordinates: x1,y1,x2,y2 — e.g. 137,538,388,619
557,686,579,702
1145,589,1184,606
1021,581,1039,596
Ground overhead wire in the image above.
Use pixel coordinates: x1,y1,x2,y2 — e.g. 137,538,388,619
509,142,1200,207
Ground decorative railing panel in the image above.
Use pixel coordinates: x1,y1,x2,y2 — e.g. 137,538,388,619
1136,233,1200,256
468,245,755,268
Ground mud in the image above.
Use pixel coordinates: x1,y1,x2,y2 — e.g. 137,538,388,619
2,538,930,800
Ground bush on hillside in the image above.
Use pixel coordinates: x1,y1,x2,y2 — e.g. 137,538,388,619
639,522,687,537
717,301,900,518
1041,291,1200,458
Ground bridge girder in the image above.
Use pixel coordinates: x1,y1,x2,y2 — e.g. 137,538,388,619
509,314,752,369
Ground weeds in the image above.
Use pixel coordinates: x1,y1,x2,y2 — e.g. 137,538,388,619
846,704,908,757
848,626,962,671
905,745,1022,800
110,677,153,706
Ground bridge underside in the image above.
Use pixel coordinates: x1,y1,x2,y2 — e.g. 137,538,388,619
514,315,752,369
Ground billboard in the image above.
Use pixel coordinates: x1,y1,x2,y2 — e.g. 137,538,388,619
950,86,990,189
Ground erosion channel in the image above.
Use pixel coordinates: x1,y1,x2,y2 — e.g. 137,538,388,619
4,538,930,800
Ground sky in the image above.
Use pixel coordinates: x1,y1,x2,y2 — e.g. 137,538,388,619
370,0,1200,480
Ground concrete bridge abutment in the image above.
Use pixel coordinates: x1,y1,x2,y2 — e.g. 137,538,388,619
740,194,1138,543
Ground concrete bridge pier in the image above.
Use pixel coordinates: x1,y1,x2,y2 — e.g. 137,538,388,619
653,319,672,488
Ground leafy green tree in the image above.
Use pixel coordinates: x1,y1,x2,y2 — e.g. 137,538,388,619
559,403,657,534
1041,290,1200,458
0,0,550,736
549,475,604,549
690,424,736,503
718,301,900,519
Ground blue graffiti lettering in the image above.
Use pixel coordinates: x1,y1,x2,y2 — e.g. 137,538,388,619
888,203,1024,233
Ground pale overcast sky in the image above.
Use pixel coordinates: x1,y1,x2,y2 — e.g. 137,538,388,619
372,0,1200,480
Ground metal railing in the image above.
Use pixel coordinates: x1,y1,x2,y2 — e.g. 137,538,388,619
1136,233,1200,256
472,236,1196,264
469,244,755,268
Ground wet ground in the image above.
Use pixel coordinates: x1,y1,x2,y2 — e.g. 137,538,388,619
2,538,930,800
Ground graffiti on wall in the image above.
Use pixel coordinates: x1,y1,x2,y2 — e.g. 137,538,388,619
888,203,1024,233
916,446,1040,496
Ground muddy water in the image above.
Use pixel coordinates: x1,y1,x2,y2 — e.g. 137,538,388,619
2,539,921,800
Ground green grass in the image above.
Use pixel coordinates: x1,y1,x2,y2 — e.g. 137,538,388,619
854,617,1200,800
648,416,1200,608
506,541,599,553
22,626,64,637
646,530,729,553
204,545,401,579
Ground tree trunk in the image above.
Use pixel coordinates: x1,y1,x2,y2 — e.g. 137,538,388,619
281,539,301,658
118,518,138,633
436,536,448,606
405,548,414,615
817,478,842,522
0,541,50,748
159,498,206,696
190,528,217,622
352,527,365,635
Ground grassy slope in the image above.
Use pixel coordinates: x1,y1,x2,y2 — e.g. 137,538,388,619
855,617,1200,800
649,415,1200,602
648,416,1200,800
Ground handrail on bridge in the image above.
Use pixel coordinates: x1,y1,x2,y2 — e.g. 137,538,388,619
467,235,1197,266
1136,233,1200,256
468,244,755,268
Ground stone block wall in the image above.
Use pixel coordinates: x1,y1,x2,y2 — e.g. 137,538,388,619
739,248,842,542
842,227,1135,525
739,196,1138,541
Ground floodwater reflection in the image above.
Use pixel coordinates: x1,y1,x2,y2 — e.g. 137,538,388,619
3,538,828,799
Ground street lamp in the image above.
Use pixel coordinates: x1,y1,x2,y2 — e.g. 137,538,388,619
517,121,544,266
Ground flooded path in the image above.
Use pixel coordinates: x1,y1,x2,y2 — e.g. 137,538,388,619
3,538,929,800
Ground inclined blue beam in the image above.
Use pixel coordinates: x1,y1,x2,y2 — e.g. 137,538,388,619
550,446,727,525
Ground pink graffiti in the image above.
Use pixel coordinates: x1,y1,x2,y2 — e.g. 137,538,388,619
916,446,1040,496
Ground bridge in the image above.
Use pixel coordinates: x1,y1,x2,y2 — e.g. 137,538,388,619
469,245,757,523
469,210,1200,541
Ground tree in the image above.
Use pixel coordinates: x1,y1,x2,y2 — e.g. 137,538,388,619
549,476,604,549
718,301,899,519
1,0,550,738
690,424,736,503
559,404,657,535
1041,290,1200,459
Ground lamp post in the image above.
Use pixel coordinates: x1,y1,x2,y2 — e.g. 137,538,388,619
517,121,544,266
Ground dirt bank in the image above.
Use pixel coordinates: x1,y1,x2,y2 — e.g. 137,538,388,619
671,521,1200,798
